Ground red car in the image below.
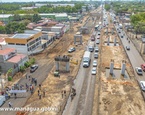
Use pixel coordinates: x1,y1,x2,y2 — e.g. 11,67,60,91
141,64,145,71
91,37,95,41
96,35,100,39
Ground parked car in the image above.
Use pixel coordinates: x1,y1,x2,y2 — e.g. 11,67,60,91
94,53,98,59
93,60,97,67
141,64,145,71
135,67,143,75
30,64,38,73
68,47,76,53
126,46,130,50
139,81,145,91
91,67,97,75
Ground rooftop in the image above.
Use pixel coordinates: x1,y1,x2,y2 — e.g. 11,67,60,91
11,30,40,39
51,26,63,29
7,54,26,63
55,13,68,17
0,13,67,18
12,34,33,39
24,30,40,34
0,48,16,55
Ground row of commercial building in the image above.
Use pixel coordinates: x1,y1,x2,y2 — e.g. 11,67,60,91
0,22,70,75
0,13,82,23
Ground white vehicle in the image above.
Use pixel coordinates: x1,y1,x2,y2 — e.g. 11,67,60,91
119,24,123,29
95,25,99,31
94,53,98,59
95,47,99,52
83,51,91,68
96,39,100,44
93,60,97,67
135,67,143,75
126,46,130,50
139,81,145,91
0,96,6,106
88,41,95,52
91,67,97,75
68,47,76,53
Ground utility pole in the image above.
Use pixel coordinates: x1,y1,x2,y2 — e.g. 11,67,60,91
101,0,103,24
0,72,4,93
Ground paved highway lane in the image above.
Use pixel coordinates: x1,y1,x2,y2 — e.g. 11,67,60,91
62,61,90,115
114,19,145,82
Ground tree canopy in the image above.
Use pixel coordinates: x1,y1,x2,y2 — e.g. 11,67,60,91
104,4,111,11
131,13,145,34
0,3,84,14
0,22,26,34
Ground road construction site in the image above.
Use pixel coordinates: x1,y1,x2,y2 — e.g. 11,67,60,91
92,10,145,115
2,6,145,115
17,8,102,115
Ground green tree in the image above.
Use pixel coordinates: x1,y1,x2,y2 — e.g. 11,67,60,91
32,14,41,23
0,26,6,34
5,22,26,34
13,14,21,21
105,4,111,11
20,66,25,72
8,76,12,81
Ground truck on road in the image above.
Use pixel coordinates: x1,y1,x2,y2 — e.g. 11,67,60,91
83,51,91,67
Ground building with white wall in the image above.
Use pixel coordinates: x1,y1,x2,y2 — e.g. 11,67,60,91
5,30,42,55
0,48,28,74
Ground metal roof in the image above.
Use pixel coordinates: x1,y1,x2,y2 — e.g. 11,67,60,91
55,13,68,17
12,34,33,39
24,30,40,34
11,30,40,39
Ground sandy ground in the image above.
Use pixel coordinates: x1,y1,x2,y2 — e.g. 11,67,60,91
100,75,145,115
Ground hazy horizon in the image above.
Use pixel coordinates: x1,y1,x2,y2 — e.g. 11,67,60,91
1,0,97,2
1,0,135,3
